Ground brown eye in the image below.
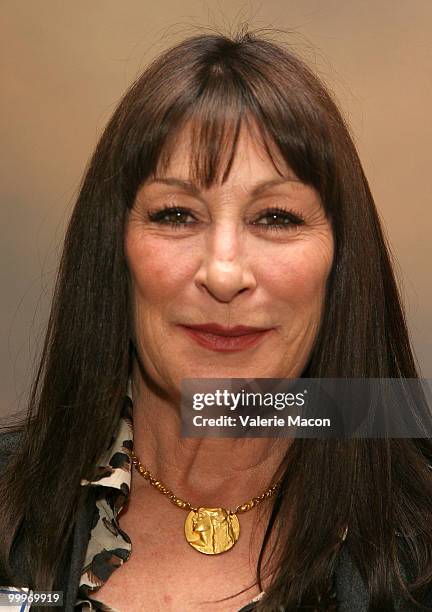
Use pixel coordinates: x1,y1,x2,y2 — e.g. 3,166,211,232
254,207,305,231
148,206,197,228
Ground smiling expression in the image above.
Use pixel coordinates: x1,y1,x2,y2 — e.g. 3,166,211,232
125,119,334,392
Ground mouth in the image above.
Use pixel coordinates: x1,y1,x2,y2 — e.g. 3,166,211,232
177,324,274,352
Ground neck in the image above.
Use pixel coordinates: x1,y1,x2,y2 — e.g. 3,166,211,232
130,363,291,510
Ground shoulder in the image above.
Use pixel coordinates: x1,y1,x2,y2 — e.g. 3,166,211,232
0,430,23,450
0,429,23,472
336,540,432,609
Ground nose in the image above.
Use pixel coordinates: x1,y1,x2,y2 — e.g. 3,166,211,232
194,223,256,302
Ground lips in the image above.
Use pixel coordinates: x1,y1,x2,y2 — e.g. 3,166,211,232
180,323,272,336
177,323,273,352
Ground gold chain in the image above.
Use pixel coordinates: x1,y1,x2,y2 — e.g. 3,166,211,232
129,449,347,556
130,449,282,514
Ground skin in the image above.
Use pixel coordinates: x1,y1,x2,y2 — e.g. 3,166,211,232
124,119,334,509
91,121,335,610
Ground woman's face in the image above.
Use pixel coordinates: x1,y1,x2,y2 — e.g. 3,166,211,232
125,122,334,393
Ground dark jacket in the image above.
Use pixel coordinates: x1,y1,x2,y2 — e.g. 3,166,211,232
0,430,429,612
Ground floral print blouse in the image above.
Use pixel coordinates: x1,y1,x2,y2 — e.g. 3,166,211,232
75,380,337,611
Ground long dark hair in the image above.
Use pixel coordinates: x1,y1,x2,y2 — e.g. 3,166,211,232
1,26,432,611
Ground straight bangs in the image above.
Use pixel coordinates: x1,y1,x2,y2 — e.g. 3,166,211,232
119,37,337,216
2,31,432,612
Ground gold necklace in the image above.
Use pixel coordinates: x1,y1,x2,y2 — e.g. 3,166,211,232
130,449,282,555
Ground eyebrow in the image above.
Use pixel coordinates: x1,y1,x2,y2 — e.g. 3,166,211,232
147,176,301,198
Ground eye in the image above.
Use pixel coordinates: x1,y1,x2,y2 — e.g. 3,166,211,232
253,207,305,232
147,206,196,229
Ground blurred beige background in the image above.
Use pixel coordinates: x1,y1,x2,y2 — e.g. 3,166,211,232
1,1,431,417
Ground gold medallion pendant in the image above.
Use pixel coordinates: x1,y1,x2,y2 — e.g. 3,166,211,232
130,449,282,555
184,507,240,555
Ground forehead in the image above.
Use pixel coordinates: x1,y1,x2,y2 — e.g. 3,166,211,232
153,116,294,187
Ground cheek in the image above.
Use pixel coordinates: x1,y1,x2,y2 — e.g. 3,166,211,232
260,238,333,306
125,232,195,302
